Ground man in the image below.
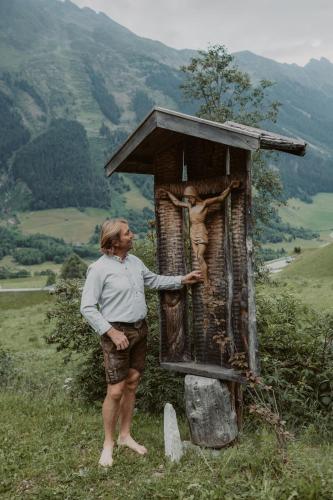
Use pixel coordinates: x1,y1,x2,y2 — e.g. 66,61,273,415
80,218,202,467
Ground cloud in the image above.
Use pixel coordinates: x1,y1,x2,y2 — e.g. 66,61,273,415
71,0,333,65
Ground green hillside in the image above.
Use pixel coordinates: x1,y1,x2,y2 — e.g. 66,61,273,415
264,192,333,253
17,207,111,244
235,52,333,201
280,243,333,279
0,0,333,216
277,243,333,312
279,193,333,232
0,0,196,213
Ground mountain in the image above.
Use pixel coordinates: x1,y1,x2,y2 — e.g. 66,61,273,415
0,0,197,211
235,52,333,200
0,0,332,211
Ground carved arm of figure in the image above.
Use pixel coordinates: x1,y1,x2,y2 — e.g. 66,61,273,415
159,189,189,208
203,180,241,208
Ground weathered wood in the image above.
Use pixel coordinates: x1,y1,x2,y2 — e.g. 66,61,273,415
105,107,307,177
228,381,244,431
229,149,248,354
185,375,238,448
161,361,246,383
105,112,157,176
224,147,235,358
155,146,190,363
224,121,307,156
156,109,259,152
245,151,259,374
184,141,228,366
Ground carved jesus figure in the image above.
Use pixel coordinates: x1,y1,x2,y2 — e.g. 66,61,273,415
161,181,240,286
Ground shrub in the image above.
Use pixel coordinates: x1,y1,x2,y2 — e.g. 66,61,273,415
60,253,87,280
45,271,56,286
13,247,44,265
0,267,31,279
255,286,333,430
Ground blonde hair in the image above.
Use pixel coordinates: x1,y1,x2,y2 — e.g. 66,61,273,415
100,218,128,255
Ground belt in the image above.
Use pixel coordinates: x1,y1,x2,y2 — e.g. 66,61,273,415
113,320,145,329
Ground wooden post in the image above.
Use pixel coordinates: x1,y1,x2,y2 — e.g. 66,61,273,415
185,375,238,448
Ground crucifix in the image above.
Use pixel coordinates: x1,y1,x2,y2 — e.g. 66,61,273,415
160,180,241,286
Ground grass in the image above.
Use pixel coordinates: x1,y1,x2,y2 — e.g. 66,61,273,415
265,193,333,253
278,243,333,280
263,234,330,253
1,395,332,499
0,255,61,273
0,256,61,289
14,207,112,244
1,292,332,498
279,193,333,232
0,276,48,289
1,189,152,248
275,243,333,312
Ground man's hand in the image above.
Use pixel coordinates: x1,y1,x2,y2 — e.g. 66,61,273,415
181,270,203,285
230,180,241,189
106,327,129,350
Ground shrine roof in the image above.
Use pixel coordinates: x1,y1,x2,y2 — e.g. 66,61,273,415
105,107,307,176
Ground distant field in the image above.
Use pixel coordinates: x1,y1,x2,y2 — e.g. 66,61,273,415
0,275,47,289
3,187,153,246
280,193,333,231
265,192,333,253
276,242,333,312
0,255,61,273
15,207,112,244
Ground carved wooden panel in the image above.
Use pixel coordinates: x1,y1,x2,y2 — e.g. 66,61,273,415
153,140,257,380
154,146,190,362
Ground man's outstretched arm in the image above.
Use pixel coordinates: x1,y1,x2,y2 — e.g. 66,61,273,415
141,262,202,290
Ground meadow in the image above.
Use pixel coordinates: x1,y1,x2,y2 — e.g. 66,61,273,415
1,289,332,499
0,194,332,498
276,242,333,312
264,192,333,252
14,208,112,245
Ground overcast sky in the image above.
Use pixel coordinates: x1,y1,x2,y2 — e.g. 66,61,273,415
70,0,332,66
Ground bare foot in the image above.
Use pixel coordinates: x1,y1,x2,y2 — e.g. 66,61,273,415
117,435,147,455
98,444,114,467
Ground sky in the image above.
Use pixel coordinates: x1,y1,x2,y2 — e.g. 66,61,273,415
71,0,332,66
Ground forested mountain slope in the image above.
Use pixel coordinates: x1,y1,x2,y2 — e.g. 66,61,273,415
235,52,333,200
0,0,332,211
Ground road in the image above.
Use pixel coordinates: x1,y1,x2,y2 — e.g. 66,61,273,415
265,257,293,273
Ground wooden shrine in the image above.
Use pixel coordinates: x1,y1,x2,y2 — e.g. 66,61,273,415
105,107,306,384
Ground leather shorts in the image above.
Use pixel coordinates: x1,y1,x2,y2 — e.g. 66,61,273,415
101,320,148,385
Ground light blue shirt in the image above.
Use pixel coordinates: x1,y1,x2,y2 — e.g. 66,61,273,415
80,253,183,335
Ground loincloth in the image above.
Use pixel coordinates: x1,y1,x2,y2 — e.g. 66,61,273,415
190,223,208,245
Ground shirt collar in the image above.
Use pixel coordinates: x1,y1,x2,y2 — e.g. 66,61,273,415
109,253,128,263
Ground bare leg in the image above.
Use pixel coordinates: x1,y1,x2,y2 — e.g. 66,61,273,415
118,369,147,455
99,381,125,466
